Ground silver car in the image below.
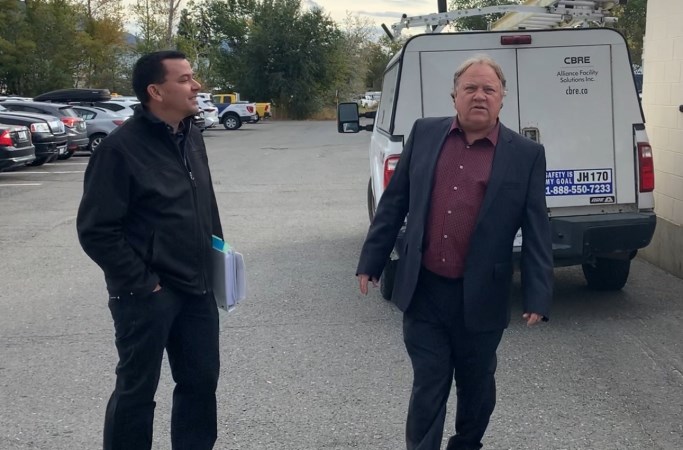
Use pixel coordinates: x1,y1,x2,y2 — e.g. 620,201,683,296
72,106,127,153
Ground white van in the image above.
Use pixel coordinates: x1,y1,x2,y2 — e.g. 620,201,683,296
338,28,656,299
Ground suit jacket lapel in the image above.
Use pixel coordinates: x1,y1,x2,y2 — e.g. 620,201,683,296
474,124,515,229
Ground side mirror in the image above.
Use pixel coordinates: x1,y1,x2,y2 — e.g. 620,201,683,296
337,102,361,133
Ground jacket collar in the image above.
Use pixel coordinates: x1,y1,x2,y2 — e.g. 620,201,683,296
135,105,194,134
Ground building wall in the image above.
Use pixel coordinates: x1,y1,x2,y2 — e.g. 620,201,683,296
640,0,683,277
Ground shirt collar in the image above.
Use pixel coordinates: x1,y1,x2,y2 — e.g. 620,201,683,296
450,117,500,147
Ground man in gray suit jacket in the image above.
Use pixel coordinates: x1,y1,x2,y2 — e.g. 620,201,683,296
357,55,553,450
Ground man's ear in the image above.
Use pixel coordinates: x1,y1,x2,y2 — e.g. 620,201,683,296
147,85,162,102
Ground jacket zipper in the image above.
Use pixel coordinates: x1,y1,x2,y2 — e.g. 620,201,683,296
171,122,208,293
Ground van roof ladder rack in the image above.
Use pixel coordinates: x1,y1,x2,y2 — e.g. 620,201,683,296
388,0,622,38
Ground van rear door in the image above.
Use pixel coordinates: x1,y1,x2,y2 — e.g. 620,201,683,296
517,44,621,210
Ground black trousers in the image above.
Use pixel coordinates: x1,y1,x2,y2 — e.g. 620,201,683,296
103,287,220,450
403,268,504,450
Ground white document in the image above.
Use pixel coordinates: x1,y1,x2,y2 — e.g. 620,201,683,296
211,236,247,312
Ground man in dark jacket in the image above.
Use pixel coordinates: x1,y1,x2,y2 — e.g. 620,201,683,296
77,50,223,450
357,55,553,449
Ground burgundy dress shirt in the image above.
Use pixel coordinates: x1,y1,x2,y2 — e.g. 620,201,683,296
421,118,500,279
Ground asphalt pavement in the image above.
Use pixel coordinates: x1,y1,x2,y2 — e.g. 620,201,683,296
1,120,682,449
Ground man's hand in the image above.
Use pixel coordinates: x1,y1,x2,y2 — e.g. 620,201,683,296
522,312,544,326
358,274,379,295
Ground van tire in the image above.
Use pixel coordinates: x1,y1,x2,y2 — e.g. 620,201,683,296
367,178,376,222
582,258,631,291
222,113,242,130
380,259,397,301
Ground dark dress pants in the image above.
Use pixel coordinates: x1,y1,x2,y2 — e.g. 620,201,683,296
403,268,504,450
103,287,220,450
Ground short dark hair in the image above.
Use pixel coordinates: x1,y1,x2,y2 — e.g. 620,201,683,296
132,50,187,104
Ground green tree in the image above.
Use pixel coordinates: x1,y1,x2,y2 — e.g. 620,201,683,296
232,0,345,119
76,0,127,91
365,35,405,91
336,13,376,100
0,0,36,94
610,0,647,67
132,0,168,53
21,0,85,94
177,0,255,90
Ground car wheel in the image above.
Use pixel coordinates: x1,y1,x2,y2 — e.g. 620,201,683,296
380,259,397,301
58,150,73,160
582,257,631,291
89,133,106,153
253,114,260,123
222,114,242,130
27,157,47,167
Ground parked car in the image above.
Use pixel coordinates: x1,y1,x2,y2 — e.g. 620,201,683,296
72,106,127,153
0,101,88,159
198,98,219,128
91,100,140,117
108,95,138,102
0,123,36,170
0,96,32,102
0,105,67,166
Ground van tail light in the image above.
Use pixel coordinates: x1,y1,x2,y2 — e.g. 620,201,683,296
501,35,532,45
0,130,13,146
247,106,254,113
265,104,270,112
61,117,79,128
383,156,400,189
637,142,655,192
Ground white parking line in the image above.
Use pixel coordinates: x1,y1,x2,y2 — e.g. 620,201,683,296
56,162,89,166
0,183,42,187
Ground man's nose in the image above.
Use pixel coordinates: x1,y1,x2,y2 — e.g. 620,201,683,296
192,79,201,90
472,88,486,99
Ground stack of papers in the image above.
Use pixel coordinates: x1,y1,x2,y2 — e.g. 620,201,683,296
211,235,247,312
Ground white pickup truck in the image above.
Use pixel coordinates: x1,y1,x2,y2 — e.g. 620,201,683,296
338,28,656,299
216,101,259,130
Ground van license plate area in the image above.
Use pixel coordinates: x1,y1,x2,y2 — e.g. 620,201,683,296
545,168,613,197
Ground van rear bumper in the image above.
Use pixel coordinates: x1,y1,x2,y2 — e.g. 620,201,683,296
549,212,657,266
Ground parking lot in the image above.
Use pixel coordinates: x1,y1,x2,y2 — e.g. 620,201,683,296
1,120,683,449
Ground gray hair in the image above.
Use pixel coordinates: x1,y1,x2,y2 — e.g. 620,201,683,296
453,54,507,90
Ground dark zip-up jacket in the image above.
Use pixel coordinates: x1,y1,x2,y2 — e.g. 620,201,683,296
77,107,223,297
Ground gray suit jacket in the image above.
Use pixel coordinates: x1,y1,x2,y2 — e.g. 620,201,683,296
356,116,553,332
